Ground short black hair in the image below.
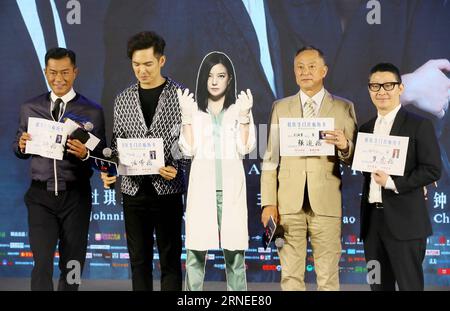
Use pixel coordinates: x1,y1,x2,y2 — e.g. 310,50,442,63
295,45,327,65
369,63,402,83
196,52,236,113
45,47,76,66
127,31,166,59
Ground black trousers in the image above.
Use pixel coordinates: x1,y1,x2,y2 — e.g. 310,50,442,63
24,181,92,291
364,208,427,291
122,181,183,291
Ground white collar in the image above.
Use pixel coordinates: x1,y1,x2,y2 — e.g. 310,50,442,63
300,87,326,107
50,88,76,104
377,104,401,124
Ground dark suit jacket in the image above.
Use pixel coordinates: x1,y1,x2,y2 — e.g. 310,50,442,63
359,108,441,241
268,0,420,119
403,0,450,177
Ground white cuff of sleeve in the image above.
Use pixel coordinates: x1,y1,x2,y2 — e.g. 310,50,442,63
181,115,192,125
81,149,90,161
239,114,250,124
384,176,398,194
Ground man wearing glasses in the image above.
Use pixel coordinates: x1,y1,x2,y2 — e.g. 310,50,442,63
359,63,441,291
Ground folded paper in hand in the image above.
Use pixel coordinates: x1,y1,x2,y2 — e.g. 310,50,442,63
263,215,277,250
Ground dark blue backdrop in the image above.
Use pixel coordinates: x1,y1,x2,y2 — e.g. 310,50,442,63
1,0,449,287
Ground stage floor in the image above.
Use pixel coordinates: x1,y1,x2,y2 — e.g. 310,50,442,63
0,278,446,291
0,278,375,291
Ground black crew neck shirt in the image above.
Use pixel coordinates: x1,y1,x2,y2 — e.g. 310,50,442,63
138,80,167,128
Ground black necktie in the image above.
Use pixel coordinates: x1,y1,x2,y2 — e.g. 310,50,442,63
36,0,58,50
52,98,63,121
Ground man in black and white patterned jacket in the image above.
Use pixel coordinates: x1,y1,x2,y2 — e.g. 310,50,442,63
101,31,185,291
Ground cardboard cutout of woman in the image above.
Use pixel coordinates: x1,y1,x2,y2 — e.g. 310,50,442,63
177,51,256,291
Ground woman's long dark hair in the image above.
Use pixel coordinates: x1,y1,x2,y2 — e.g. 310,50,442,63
195,51,237,112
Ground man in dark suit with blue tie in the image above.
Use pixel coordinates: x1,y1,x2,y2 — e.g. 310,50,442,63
359,63,441,290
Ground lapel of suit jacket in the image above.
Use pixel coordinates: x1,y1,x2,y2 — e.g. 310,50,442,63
221,1,260,65
329,1,366,63
329,1,403,87
276,0,336,48
389,107,407,136
263,0,284,98
365,117,377,134
221,0,275,96
288,91,302,117
317,90,334,117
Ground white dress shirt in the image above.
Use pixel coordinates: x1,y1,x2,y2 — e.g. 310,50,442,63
50,88,76,120
50,88,89,160
368,104,401,203
300,88,325,116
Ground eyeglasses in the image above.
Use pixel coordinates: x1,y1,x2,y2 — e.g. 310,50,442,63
368,82,400,92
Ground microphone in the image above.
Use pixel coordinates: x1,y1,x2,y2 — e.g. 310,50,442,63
102,147,116,160
102,148,117,189
274,226,285,248
84,121,94,132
